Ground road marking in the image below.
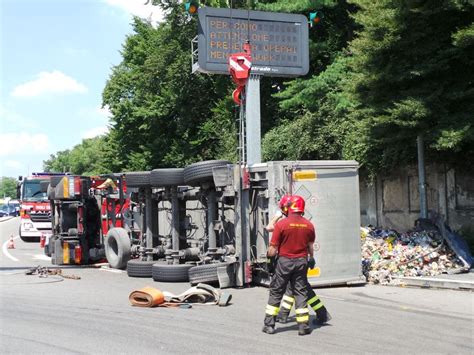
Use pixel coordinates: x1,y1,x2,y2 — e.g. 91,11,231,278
318,295,346,301
2,236,19,262
33,254,51,261
100,267,124,273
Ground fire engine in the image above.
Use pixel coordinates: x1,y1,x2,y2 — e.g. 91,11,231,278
17,173,67,242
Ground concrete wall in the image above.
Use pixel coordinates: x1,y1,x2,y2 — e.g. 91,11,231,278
360,165,474,231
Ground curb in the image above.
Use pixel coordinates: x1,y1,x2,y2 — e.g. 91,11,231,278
392,276,474,291
0,216,15,223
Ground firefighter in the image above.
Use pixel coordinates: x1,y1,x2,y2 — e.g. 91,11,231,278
262,195,313,336
265,194,292,232
266,195,332,326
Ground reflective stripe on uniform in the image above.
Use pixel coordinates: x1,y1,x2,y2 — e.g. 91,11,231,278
265,304,280,316
295,308,309,314
308,295,324,311
281,295,295,310
295,307,309,323
283,295,295,303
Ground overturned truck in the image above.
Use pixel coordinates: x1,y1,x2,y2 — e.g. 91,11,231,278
44,160,365,288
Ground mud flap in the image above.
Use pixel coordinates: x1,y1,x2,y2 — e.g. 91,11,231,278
217,262,236,289
51,238,63,265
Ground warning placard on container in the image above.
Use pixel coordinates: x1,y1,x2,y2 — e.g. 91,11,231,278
196,7,309,77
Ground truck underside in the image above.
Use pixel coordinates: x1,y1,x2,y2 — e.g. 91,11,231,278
45,160,364,288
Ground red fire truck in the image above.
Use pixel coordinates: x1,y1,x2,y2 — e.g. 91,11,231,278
17,173,67,242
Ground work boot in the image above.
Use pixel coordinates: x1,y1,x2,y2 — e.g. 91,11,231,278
262,325,275,334
314,307,332,325
277,311,289,324
298,323,311,336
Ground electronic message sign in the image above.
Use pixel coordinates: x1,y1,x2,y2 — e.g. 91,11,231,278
195,7,309,77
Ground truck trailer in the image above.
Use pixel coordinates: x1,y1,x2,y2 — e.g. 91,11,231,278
43,160,365,288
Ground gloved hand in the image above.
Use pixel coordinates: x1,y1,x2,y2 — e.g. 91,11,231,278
308,256,316,269
266,255,276,275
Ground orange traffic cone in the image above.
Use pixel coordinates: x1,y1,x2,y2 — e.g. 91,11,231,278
7,236,15,249
40,234,46,248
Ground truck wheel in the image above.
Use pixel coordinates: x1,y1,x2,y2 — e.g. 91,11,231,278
124,172,151,188
150,168,185,187
44,235,56,257
126,259,155,278
188,262,232,285
183,160,231,187
45,235,56,257
152,263,194,282
105,227,131,269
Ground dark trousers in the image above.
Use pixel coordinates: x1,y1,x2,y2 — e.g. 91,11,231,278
264,257,309,327
280,280,327,316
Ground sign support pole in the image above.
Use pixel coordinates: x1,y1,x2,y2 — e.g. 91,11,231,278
245,74,262,165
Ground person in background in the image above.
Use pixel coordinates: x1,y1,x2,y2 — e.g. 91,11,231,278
262,195,313,336
266,194,332,326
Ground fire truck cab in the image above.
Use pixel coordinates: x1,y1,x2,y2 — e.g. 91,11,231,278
17,173,66,242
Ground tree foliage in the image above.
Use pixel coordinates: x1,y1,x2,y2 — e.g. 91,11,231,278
262,0,358,161
343,0,474,172
43,136,112,175
0,177,18,199
43,0,473,177
102,2,239,171
263,55,354,160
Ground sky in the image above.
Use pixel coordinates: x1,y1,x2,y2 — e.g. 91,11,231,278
1,0,164,179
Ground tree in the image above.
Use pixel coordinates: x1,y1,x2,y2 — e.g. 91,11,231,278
0,177,18,199
263,55,355,160
343,0,474,173
260,0,358,161
103,3,239,171
43,136,112,175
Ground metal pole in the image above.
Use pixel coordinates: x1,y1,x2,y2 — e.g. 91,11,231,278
417,135,428,219
235,100,247,287
145,188,153,260
245,74,261,165
207,190,217,249
171,187,180,251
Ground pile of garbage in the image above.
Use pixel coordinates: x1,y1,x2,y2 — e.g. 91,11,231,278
361,226,465,284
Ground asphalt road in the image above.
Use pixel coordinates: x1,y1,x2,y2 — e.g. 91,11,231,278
1,217,473,354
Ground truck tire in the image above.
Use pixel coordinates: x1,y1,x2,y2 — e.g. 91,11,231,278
150,168,185,187
127,259,155,278
188,262,232,285
105,227,131,269
45,235,57,258
124,172,151,188
152,263,194,282
183,160,231,187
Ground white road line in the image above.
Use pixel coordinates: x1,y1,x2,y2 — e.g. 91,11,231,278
33,254,51,261
318,295,346,301
100,267,124,273
2,236,19,262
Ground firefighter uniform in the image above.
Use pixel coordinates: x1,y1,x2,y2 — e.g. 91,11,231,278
263,211,315,335
279,283,331,324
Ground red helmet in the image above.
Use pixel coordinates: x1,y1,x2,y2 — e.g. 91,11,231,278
278,195,292,215
288,195,305,213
